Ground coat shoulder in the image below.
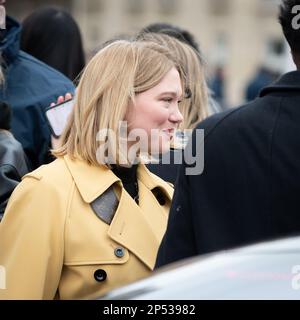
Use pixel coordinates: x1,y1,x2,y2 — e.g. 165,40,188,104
196,95,281,139
22,157,73,194
18,51,74,90
2,158,73,225
195,104,246,136
8,51,75,110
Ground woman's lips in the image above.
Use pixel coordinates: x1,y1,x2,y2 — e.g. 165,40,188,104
161,128,175,139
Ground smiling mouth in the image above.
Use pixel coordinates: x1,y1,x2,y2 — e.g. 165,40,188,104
161,128,175,139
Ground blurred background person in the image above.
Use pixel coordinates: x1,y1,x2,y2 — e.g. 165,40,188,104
209,65,226,108
244,40,285,102
0,1,75,170
245,66,279,102
21,6,85,83
141,22,201,52
0,102,28,220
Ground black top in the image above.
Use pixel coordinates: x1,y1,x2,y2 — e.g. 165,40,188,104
112,165,139,204
147,148,182,185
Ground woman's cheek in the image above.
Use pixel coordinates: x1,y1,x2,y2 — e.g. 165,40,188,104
152,106,170,125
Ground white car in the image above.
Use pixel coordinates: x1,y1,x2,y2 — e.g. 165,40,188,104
101,236,300,300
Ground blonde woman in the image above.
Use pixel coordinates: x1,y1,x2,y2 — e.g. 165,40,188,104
137,32,209,130
137,32,209,183
0,40,184,299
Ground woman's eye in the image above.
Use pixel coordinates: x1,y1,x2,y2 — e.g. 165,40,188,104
162,98,172,103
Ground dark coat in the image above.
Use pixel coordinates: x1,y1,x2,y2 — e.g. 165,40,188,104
0,131,28,220
147,149,182,185
0,17,75,170
156,70,300,267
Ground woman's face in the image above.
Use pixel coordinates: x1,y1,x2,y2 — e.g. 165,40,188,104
125,67,183,156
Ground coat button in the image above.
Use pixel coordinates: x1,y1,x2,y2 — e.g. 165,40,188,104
114,247,125,258
94,269,107,282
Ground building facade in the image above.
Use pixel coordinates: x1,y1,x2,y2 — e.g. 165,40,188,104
7,0,289,106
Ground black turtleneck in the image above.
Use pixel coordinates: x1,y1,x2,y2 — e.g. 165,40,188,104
112,165,139,204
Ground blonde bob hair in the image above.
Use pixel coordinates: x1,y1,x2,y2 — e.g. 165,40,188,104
53,40,184,166
136,32,209,130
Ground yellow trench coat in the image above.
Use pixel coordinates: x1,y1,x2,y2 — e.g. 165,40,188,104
0,155,173,299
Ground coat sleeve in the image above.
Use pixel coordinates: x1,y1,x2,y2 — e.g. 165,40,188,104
155,159,198,268
0,174,66,299
0,136,29,220
0,164,21,221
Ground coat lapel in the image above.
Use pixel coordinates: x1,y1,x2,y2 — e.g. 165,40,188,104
108,165,173,270
108,189,160,270
63,156,173,270
63,155,120,203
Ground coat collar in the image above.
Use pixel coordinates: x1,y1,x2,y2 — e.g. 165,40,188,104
108,189,162,270
259,70,300,97
64,155,173,270
63,155,172,203
108,175,173,270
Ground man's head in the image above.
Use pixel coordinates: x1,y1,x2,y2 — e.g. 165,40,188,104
279,0,300,68
141,22,201,53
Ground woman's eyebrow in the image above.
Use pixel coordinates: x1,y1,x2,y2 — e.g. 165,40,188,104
158,91,183,98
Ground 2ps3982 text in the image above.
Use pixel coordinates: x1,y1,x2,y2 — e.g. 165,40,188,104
102,304,196,317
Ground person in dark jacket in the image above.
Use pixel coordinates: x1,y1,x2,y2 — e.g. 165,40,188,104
0,102,28,220
0,10,75,170
156,0,300,267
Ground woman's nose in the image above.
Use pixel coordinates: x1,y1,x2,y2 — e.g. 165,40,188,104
170,105,183,124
